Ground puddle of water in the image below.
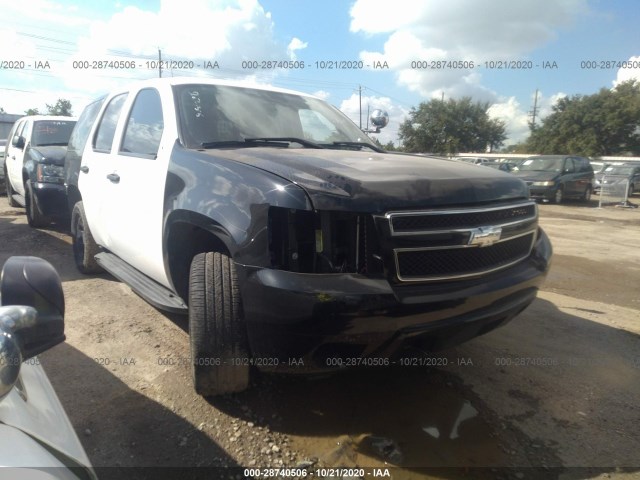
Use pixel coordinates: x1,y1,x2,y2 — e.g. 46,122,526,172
242,367,504,476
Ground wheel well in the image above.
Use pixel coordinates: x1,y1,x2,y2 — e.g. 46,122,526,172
166,222,230,302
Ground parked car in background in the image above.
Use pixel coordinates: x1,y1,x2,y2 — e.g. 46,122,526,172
454,156,492,165
4,115,77,227
599,164,640,197
512,155,594,203
67,77,551,396
591,161,611,194
0,256,96,478
0,139,6,195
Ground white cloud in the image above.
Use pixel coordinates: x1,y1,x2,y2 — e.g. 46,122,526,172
312,90,331,100
613,55,640,87
337,93,409,146
287,38,308,60
1,0,300,111
488,90,567,145
350,0,588,100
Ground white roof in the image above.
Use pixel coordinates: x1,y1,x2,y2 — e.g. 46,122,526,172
121,76,318,99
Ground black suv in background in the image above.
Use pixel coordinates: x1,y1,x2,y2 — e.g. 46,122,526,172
513,155,594,203
4,115,77,226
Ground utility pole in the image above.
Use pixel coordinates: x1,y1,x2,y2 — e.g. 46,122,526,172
529,88,539,129
158,48,162,78
358,85,362,129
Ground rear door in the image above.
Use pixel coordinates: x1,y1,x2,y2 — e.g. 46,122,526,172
100,86,173,287
78,92,129,249
561,157,578,196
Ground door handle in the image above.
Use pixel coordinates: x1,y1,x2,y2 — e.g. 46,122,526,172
10,156,15,160
107,173,120,183
80,166,89,173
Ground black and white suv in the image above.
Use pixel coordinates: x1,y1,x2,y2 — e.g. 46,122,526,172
4,115,77,226
66,77,552,396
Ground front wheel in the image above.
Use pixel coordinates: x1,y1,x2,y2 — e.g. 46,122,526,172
189,252,250,396
71,201,103,274
25,180,50,228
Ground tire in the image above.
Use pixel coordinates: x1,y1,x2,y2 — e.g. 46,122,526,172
629,184,635,197
553,186,564,204
189,252,250,396
25,180,49,228
71,201,103,274
581,185,592,203
4,165,19,207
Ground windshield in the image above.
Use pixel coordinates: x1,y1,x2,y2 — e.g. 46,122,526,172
518,156,564,172
174,84,375,149
31,120,76,147
604,166,633,175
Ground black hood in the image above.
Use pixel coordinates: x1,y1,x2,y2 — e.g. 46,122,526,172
199,148,529,212
30,146,68,166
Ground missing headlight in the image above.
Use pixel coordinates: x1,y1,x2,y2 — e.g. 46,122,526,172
268,207,383,275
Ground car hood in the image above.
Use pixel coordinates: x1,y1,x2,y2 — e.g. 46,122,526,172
31,146,68,166
199,148,529,211
512,171,559,182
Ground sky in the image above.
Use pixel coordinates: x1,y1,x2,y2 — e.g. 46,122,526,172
0,0,638,147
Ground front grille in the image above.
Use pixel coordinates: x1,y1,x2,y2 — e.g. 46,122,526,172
388,202,536,235
395,232,536,281
383,201,539,283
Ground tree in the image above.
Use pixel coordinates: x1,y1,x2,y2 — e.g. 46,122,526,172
46,99,73,116
525,80,640,156
398,97,506,155
25,108,40,115
0,107,5,114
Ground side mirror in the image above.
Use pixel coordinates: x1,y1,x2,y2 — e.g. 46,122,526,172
0,257,65,360
11,136,25,150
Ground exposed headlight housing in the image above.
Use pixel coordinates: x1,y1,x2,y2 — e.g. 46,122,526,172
267,207,383,275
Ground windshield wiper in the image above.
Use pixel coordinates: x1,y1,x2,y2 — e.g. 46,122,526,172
34,142,69,147
322,141,385,153
245,137,325,149
200,137,325,149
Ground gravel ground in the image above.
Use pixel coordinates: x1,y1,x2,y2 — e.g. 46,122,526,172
1,197,639,480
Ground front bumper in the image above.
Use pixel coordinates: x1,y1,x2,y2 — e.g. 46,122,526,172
32,182,68,217
238,228,552,373
527,185,556,201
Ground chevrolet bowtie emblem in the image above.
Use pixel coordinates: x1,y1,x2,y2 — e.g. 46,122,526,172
468,226,502,247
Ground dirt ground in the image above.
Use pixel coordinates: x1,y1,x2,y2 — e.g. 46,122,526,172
1,197,639,480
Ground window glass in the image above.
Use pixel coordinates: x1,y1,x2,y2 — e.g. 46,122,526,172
20,120,32,141
68,97,106,155
564,158,576,173
32,120,76,146
120,89,164,157
11,120,25,143
298,110,340,142
174,84,373,149
94,93,128,152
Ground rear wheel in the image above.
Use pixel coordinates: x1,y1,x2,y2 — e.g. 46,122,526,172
581,185,592,203
25,180,49,228
189,252,250,396
629,184,635,197
4,165,19,207
71,201,103,274
553,186,564,204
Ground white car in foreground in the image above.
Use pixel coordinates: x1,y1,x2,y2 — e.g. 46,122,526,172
0,256,96,479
